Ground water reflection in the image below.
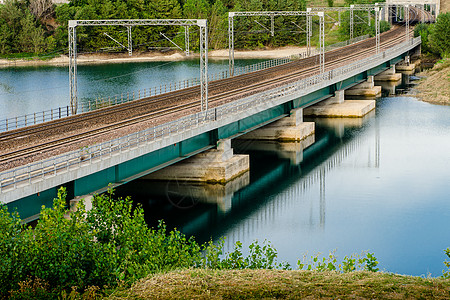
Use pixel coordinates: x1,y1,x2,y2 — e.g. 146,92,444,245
234,134,315,165
375,79,402,96
116,111,377,248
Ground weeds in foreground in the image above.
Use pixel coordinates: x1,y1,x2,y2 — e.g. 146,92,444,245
1,186,448,298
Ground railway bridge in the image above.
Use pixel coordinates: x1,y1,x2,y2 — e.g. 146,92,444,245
0,7,430,221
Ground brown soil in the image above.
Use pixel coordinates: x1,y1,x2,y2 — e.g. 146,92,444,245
414,59,450,105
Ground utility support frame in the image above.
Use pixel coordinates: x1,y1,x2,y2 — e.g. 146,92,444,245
68,19,208,115
228,11,319,76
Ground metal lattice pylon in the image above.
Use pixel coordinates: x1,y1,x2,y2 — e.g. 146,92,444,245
405,5,410,42
375,7,380,54
309,5,378,47
68,19,208,115
384,0,439,22
68,22,77,115
228,11,319,76
318,12,325,74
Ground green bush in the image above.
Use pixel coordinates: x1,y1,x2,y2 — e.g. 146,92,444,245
429,12,450,58
0,187,204,297
443,248,450,279
6,186,450,298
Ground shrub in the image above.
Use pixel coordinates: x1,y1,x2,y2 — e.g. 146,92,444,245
429,12,450,58
443,248,450,279
0,187,204,297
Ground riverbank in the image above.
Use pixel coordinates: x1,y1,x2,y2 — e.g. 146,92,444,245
107,269,450,299
0,46,307,68
414,58,450,105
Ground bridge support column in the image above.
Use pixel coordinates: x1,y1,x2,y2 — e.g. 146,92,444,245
345,76,382,97
143,139,249,184
395,56,416,74
138,172,249,213
234,135,314,165
304,89,375,118
238,108,315,142
374,65,402,81
64,194,94,219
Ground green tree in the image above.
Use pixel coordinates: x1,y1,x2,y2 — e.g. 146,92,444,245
429,12,450,58
183,0,210,19
414,22,432,54
0,0,26,53
209,0,228,49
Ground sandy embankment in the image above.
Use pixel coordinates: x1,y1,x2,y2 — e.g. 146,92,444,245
413,59,450,105
0,46,308,68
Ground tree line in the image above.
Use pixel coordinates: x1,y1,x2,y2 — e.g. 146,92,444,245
0,0,381,57
414,12,450,58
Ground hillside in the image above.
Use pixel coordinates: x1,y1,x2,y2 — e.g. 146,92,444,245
415,59,450,105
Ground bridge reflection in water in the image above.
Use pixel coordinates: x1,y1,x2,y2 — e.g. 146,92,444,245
115,109,381,250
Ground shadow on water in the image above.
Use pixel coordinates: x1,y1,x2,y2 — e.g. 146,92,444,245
115,111,376,244
116,72,450,276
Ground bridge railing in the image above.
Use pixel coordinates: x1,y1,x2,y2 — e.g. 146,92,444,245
0,35,371,133
0,36,421,193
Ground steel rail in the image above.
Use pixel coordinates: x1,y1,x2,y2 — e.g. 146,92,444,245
0,27,403,147
0,28,407,168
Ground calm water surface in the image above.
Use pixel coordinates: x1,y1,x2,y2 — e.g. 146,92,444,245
117,92,450,277
2,61,449,277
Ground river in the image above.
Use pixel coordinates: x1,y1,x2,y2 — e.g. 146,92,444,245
1,61,449,277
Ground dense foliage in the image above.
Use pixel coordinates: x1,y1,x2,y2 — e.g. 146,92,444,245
0,188,204,297
1,186,449,297
0,0,382,56
414,12,450,58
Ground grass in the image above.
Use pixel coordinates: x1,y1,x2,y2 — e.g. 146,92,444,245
106,269,450,299
415,58,450,105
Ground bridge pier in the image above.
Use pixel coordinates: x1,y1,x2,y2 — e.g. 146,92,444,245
304,90,376,118
64,194,94,219
234,135,314,165
143,139,249,184
395,56,416,75
238,108,315,142
376,80,401,96
374,65,402,81
137,172,249,213
345,76,382,97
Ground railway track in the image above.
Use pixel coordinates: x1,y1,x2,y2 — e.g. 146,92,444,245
0,22,418,171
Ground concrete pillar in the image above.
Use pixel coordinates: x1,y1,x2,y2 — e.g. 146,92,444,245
322,89,344,105
143,172,250,213
239,107,315,142
345,76,382,97
376,80,400,95
374,65,402,81
64,194,94,219
234,134,314,165
144,139,249,184
396,56,416,74
304,89,376,118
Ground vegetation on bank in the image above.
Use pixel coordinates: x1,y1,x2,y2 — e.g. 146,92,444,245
414,12,450,58
1,187,450,298
0,0,383,59
415,58,450,105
